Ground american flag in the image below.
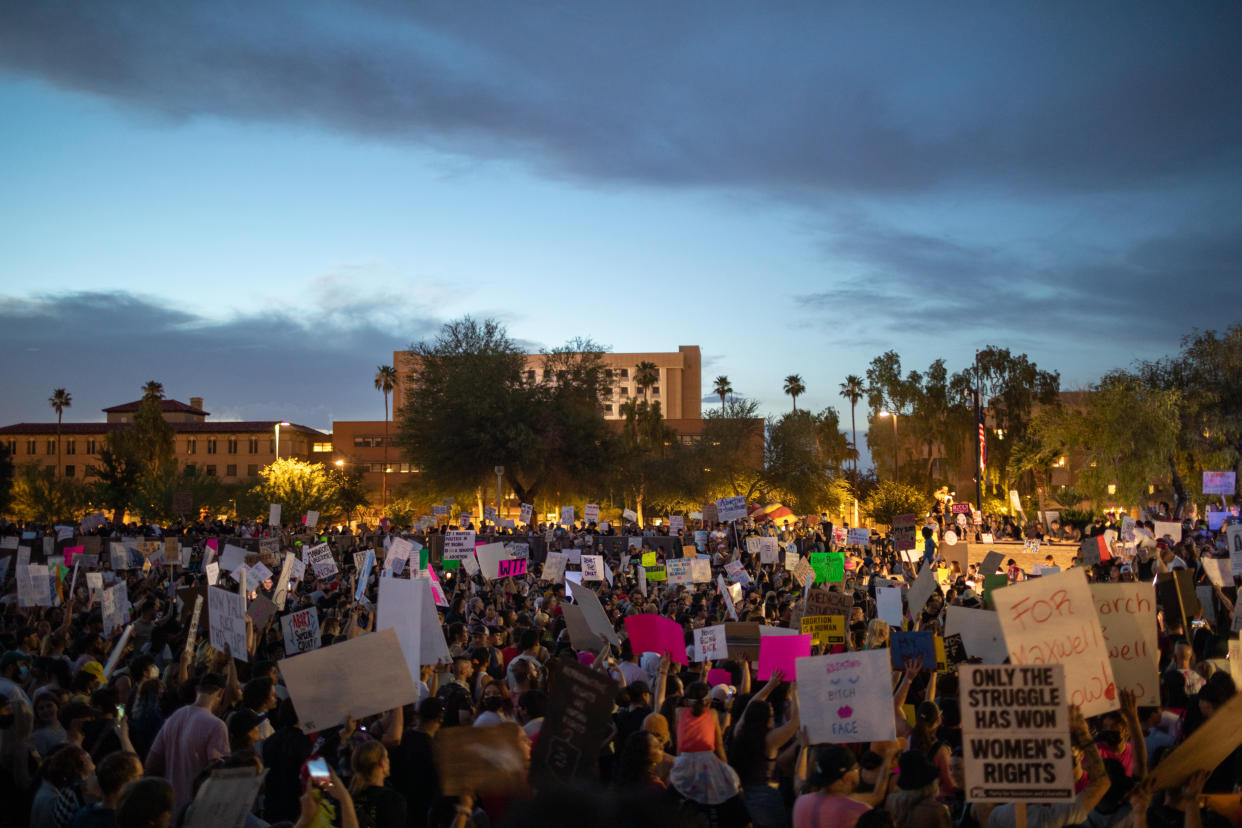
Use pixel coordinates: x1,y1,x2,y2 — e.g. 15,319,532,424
978,422,986,473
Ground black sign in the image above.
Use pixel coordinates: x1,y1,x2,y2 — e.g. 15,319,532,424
530,658,619,785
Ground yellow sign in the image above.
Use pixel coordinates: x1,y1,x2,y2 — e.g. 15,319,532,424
683,545,698,559
799,614,846,645
642,551,658,568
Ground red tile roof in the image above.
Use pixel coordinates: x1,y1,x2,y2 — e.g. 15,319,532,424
0,421,327,436
103,398,209,415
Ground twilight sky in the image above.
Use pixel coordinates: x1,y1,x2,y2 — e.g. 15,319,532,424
2,2,1240,436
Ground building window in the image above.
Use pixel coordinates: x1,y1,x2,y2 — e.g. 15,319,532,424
652,386,660,395
247,464,258,477
620,387,629,396
207,438,217,455
2,439,14,455
353,435,386,447
313,442,332,453
85,439,96,454
601,404,613,415
206,465,217,476
64,465,75,478
367,462,384,473
187,438,196,455
620,368,629,378
26,439,36,455
227,438,238,454
526,370,536,381
248,437,259,453
226,464,237,477
600,387,612,398
47,439,56,454
185,464,196,474
65,440,75,455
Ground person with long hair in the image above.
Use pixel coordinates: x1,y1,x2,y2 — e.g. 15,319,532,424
727,670,800,828
616,730,667,792
349,739,406,828
884,752,951,828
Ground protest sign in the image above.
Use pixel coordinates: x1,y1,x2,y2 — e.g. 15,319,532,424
945,606,1009,664
689,558,711,584
800,615,845,646
435,721,529,798
280,607,320,656
278,627,417,731
1090,583,1159,705
890,630,936,669
184,767,268,828
877,587,903,627
474,542,509,580
1146,691,1242,790
892,514,917,552
1201,557,1232,589
560,605,598,650
1229,523,1242,575
581,554,604,581
624,614,687,665
797,649,896,744
542,551,567,583
979,551,1005,576
205,561,220,585
518,502,533,524
847,528,870,547
560,506,575,525
565,581,620,646
1203,471,1236,495
644,565,667,582
385,536,415,574
992,568,1116,717
694,624,728,661
207,586,248,662
443,530,476,561
725,622,762,660
377,576,451,680
668,514,684,533
758,633,811,680
806,587,853,618
666,558,691,585
718,574,738,620
1080,535,1109,566
1153,520,1182,542
746,536,761,557
906,563,938,621
784,547,800,571
757,536,779,565
247,595,276,630
219,543,248,573
531,660,620,784
724,560,751,585
960,664,1073,803
497,557,527,578
305,543,337,580
982,574,1009,608
268,504,281,526
583,503,600,524
1155,570,1199,638
791,555,814,588
716,496,747,522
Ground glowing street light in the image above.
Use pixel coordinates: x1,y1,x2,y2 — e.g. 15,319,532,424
274,421,291,459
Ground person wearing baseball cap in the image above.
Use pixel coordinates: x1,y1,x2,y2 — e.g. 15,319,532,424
793,742,898,828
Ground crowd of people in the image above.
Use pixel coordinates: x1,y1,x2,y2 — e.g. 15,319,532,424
0,503,1238,828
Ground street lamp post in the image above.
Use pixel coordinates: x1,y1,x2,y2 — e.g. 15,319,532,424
274,421,291,460
879,411,898,483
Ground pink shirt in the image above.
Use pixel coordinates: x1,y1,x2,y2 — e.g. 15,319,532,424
147,704,230,808
793,793,871,828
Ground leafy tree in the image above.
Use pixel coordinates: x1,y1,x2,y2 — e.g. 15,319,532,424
839,374,865,483
142,380,165,399
374,364,397,511
783,375,806,412
613,397,694,525
698,398,766,502
1030,372,1181,508
862,481,931,527
93,437,142,524
10,464,90,524
48,388,71,478
398,318,613,505
332,467,372,526
764,408,851,515
713,376,733,406
128,386,176,479
131,465,226,523
252,458,342,524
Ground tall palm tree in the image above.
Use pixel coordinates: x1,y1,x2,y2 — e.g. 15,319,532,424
839,374,865,483
635,361,659,401
142,381,165,399
783,374,806,412
48,388,71,479
713,375,733,407
374,365,397,512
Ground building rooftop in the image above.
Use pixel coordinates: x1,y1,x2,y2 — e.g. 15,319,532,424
0,421,326,436
102,398,209,415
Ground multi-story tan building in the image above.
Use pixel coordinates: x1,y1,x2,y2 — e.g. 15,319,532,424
0,397,328,484
392,345,703,422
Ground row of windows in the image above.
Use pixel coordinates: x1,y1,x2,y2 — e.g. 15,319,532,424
363,463,416,473
523,367,664,384
353,435,388,447
5,438,99,456
185,464,259,478
599,386,660,398
185,437,273,455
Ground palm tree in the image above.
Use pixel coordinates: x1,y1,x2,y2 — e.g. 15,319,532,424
839,374,865,483
374,365,397,512
713,375,733,407
635,361,659,401
783,374,806,412
48,388,71,479
142,381,165,400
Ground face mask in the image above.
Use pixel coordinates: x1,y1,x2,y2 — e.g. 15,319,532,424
17,666,29,682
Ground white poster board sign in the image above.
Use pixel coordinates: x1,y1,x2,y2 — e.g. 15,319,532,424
960,664,1073,803
207,586,249,662
280,607,320,656
277,628,417,731
946,606,1009,664
716,496,747,522
1091,583,1159,706
796,649,897,744
443,530,476,561
992,568,1117,717
377,576,451,681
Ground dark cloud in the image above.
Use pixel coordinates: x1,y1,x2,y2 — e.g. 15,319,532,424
1,3,1238,198
0,291,440,431
797,216,1242,356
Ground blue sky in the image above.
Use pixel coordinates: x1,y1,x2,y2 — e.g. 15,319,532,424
2,2,1239,437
